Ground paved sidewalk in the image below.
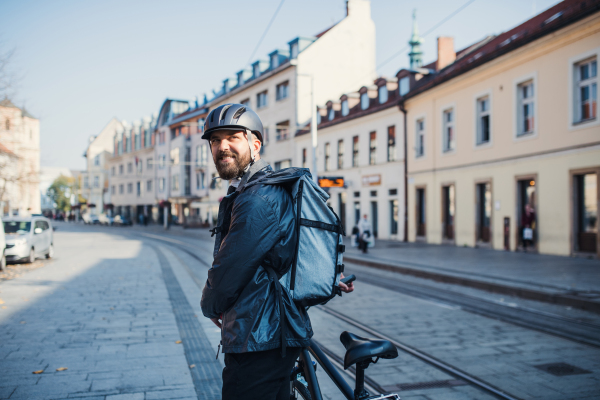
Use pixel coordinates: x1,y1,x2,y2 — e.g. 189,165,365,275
0,226,219,399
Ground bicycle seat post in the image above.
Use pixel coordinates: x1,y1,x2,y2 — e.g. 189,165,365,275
354,360,370,400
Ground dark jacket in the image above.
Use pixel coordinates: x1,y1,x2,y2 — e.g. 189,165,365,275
201,159,313,353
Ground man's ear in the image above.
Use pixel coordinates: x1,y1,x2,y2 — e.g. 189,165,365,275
253,137,262,156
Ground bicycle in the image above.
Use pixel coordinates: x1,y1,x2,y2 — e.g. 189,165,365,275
289,275,401,400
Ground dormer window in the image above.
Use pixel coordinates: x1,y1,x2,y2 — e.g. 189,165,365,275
271,54,279,69
360,93,369,110
291,42,299,59
317,112,321,125
341,100,349,116
328,108,335,121
399,77,410,96
253,64,260,78
378,86,388,104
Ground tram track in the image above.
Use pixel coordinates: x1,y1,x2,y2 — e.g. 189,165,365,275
134,230,597,399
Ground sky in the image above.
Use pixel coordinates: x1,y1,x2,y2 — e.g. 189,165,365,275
0,0,561,170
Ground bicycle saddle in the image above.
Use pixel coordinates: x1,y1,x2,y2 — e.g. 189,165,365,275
340,331,398,370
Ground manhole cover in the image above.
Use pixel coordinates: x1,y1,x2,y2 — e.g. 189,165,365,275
534,362,591,376
381,379,467,392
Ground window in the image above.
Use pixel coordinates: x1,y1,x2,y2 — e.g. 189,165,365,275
390,199,399,235
136,181,141,197
127,162,133,173
196,144,208,166
144,128,152,147
337,140,344,169
387,126,396,162
119,184,124,194
276,81,289,101
476,96,491,145
274,160,291,171
517,80,535,136
84,176,89,188
257,91,268,109
360,93,369,110
196,172,205,190
291,42,299,59
127,183,133,194
324,142,330,171
240,98,250,108
172,174,180,191
93,176,99,188
271,53,279,69
302,148,307,168
126,135,131,152
341,100,349,116
111,166,115,176
170,148,179,165
352,136,359,167
369,131,376,165
575,57,597,123
147,158,153,169
379,86,388,104
276,121,290,141
317,111,322,125
137,159,143,173
399,77,410,96
5,118,9,130
416,119,425,157
111,185,115,195
135,130,141,150
158,155,166,168
94,154,100,166
328,108,335,121
442,108,455,152
146,180,152,191
159,178,165,192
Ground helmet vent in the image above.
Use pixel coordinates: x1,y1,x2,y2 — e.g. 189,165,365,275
220,104,233,122
232,107,246,120
209,110,216,123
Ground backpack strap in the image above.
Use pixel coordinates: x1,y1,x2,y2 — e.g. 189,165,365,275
264,266,287,358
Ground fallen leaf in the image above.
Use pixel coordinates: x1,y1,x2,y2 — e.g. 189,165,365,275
56,367,68,372
32,370,44,374
189,364,195,369
175,340,182,344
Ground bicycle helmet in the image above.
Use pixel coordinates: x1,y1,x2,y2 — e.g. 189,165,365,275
202,103,264,144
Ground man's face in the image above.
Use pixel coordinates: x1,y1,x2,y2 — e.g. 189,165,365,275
209,130,252,180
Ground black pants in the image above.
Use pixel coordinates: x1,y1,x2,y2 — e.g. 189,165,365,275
222,347,302,400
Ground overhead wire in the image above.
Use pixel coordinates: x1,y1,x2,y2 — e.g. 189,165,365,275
245,0,286,68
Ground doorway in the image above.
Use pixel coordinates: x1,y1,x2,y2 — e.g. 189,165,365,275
338,192,347,232
354,202,360,227
476,182,492,245
416,187,426,238
517,178,537,251
370,201,378,238
442,185,455,242
574,172,598,254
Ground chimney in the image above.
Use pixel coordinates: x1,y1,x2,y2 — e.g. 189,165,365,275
436,37,456,71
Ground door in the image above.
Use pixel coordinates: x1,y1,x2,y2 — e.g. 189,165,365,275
370,201,378,238
442,185,455,241
354,202,360,227
575,173,598,253
517,178,537,250
416,188,426,237
476,182,492,243
338,192,346,232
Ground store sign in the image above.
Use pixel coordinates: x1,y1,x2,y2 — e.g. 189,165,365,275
362,174,381,186
318,176,345,188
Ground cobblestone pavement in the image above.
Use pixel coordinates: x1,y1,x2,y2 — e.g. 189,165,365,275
3,222,600,400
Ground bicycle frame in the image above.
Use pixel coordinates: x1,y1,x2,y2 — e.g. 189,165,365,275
301,339,355,400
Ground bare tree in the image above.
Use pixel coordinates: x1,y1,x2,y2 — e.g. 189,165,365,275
0,45,17,100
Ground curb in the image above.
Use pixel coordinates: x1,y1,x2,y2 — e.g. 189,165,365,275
344,256,600,314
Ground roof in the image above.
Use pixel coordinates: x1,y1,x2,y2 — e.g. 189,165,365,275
0,98,18,108
402,0,600,100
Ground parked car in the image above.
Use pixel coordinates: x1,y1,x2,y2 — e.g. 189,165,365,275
113,215,132,226
82,213,100,225
99,214,114,226
0,217,6,271
3,216,54,264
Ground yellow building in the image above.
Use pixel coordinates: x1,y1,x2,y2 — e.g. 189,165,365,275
400,0,600,257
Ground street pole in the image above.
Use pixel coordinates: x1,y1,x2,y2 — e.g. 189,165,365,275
310,76,318,183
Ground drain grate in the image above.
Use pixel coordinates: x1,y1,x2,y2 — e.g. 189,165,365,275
381,379,467,392
534,362,591,376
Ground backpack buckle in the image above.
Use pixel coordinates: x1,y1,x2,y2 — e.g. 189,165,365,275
338,244,346,253
209,226,222,237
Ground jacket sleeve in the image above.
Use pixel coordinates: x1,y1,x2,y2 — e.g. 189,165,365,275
201,192,281,319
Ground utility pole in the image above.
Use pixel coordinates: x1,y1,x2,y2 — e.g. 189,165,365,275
310,76,318,183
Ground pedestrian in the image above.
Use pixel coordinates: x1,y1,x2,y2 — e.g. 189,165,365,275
200,104,354,400
521,203,536,251
358,214,373,253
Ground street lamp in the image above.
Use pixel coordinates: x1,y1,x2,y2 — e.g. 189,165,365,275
290,59,318,183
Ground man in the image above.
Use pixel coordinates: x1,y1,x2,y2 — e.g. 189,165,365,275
358,214,373,253
200,104,353,400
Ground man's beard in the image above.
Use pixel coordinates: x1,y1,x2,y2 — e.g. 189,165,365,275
213,150,251,181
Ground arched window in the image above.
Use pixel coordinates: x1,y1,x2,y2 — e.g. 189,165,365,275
341,100,349,116
378,86,388,104
328,108,335,121
361,93,369,110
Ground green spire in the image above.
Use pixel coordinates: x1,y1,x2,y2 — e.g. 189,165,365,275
408,9,424,70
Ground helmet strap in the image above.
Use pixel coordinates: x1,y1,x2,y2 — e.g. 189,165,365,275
245,129,256,165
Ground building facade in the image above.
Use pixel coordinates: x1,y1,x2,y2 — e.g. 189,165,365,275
83,118,123,214
107,115,157,223
0,99,40,216
400,0,600,257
